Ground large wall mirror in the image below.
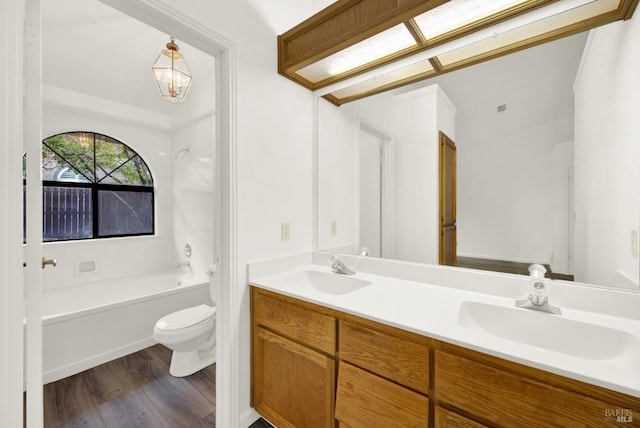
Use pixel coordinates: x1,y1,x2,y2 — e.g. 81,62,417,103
316,18,640,291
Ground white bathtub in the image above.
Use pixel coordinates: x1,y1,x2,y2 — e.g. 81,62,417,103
39,270,211,383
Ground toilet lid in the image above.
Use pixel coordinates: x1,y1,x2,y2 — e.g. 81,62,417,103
155,304,216,332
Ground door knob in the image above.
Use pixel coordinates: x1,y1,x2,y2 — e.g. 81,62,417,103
41,257,57,269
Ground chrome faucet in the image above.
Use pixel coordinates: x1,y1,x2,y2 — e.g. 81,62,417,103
176,260,191,268
516,280,561,315
329,255,355,275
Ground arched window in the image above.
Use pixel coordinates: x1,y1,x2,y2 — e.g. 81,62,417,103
41,132,154,241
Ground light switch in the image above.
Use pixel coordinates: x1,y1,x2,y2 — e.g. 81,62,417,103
331,220,337,236
281,222,290,241
632,230,638,258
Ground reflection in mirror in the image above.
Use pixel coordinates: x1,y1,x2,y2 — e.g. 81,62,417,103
317,18,640,291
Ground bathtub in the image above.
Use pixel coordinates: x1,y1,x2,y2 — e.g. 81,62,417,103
39,270,211,383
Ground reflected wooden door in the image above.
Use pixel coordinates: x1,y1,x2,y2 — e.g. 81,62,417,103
439,132,456,266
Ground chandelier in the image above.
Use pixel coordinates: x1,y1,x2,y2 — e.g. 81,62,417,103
152,36,192,103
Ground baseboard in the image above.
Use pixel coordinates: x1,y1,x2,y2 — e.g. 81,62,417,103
43,337,156,384
240,407,261,428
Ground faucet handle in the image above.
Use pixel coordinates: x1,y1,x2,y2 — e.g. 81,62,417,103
329,254,341,267
329,254,355,275
528,281,548,306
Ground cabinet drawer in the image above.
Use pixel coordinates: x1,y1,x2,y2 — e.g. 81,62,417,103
434,406,487,428
253,327,335,428
335,362,429,428
339,319,430,394
435,351,638,427
253,288,335,354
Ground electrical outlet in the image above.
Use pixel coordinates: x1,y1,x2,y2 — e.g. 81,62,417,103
632,230,638,258
281,222,290,241
331,220,337,236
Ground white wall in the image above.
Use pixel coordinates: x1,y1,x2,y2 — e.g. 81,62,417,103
41,105,173,291
170,114,215,278
168,49,215,280
457,116,573,267
163,1,315,425
550,140,574,274
317,85,455,265
317,97,358,253
574,18,640,289
394,86,455,264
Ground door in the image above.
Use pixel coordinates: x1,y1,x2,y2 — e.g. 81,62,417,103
24,0,47,425
439,132,456,266
253,327,335,428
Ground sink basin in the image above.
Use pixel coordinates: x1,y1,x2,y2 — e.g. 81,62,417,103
279,270,371,295
458,301,639,360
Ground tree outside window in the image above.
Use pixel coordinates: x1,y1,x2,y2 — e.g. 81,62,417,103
29,132,155,241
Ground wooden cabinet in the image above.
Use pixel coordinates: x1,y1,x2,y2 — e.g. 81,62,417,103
434,350,640,428
251,287,640,428
336,317,431,428
251,288,337,428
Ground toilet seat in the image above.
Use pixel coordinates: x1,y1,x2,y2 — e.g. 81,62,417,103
155,304,216,332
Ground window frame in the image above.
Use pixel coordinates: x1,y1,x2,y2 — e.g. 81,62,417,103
38,131,155,242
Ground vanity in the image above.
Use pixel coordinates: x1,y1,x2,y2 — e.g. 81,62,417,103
249,253,640,428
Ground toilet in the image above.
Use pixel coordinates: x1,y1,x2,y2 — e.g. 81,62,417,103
153,270,217,377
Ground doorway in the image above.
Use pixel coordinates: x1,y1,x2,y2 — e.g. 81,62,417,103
357,119,395,259
358,130,382,257
439,131,457,266
15,1,237,427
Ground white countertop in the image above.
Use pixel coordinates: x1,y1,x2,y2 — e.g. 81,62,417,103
249,257,640,398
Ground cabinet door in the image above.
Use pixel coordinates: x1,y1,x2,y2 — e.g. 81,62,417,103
335,362,428,428
435,406,487,428
253,327,335,428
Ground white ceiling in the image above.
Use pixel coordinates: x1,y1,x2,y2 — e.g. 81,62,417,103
246,0,335,34
42,0,215,120
417,31,588,142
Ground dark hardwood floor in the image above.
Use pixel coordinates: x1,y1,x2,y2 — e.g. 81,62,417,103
248,418,273,428
456,256,574,281
42,344,215,428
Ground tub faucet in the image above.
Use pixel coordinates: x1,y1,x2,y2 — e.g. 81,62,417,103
516,281,561,315
329,255,355,275
176,260,191,269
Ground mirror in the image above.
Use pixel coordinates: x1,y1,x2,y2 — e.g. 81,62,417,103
317,21,640,291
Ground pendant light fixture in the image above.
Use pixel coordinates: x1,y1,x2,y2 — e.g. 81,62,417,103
152,36,192,103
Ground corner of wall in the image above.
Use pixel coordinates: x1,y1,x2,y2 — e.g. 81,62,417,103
572,29,597,93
